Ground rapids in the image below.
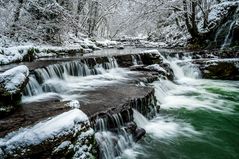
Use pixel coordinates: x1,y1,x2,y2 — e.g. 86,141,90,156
120,53,239,159
16,48,239,159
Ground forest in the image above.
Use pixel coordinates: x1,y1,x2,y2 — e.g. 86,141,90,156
0,0,239,159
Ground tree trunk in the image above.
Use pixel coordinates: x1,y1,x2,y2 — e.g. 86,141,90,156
183,0,199,40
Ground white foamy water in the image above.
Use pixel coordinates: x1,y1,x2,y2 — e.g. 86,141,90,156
121,51,239,159
22,68,139,103
133,109,199,139
153,78,236,114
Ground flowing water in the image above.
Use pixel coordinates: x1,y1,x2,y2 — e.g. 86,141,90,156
120,55,239,159
19,49,239,159
221,20,236,49
22,57,139,103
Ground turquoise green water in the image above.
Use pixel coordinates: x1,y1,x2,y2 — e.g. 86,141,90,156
122,79,239,159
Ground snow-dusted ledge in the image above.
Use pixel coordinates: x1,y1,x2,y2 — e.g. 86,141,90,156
0,109,92,158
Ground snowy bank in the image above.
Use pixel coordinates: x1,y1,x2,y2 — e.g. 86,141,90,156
96,39,118,48
0,45,35,65
0,38,101,65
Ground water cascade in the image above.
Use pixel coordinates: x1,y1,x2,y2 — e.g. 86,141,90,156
131,54,143,65
122,51,239,159
95,113,134,159
21,57,128,104
221,20,236,49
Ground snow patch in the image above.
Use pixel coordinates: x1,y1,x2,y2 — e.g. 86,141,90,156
145,64,167,73
72,128,95,159
53,141,72,154
66,100,81,109
96,39,118,48
143,49,160,54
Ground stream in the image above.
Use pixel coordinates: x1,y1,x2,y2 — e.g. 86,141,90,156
1,48,238,159
120,55,239,159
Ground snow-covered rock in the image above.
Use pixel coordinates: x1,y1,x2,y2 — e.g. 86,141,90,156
0,65,29,94
0,65,29,116
145,64,167,74
0,109,92,158
198,1,239,33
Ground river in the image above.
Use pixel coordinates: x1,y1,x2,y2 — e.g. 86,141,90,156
120,55,239,159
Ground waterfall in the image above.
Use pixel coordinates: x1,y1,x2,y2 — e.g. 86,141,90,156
24,76,43,96
133,109,150,128
131,55,143,65
23,59,119,97
221,20,236,49
160,53,201,80
95,114,134,159
214,21,232,43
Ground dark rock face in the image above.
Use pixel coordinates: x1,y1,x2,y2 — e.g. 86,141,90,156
134,128,146,142
200,62,239,80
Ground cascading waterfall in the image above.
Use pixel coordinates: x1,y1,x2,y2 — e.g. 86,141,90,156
95,93,158,159
221,20,236,49
131,54,143,65
124,51,239,159
214,21,232,44
24,76,43,96
160,53,201,80
95,114,134,159
23,58,119,97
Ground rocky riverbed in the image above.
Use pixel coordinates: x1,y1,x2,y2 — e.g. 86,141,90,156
0,47,238,159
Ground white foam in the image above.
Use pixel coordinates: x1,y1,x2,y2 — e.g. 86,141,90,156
133,109,200,139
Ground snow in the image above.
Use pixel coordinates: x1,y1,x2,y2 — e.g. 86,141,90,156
208,1,239,23
66,100,81,109
96,39,118,48
0,45,34,65
0,109,89,155
139,40,166,48
53,141,72,154
0,65,29,93
143,49,160,54
145,64,167,73
0,41,98,65
196,1,239,33
72,128,95,159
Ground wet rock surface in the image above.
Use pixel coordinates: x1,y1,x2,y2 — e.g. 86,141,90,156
0,100,70,138
81,84,155,119
199,61,239,80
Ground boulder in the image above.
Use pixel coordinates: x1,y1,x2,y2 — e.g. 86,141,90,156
0,65,29,116
200,62,239,80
